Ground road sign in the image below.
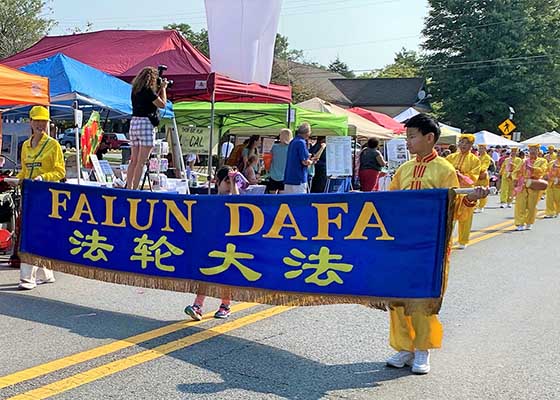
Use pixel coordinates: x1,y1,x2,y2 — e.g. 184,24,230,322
498,119,516,136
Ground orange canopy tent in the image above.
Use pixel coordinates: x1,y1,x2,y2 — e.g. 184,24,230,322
0,64,49,107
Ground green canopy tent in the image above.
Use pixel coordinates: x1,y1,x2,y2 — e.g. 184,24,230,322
172,101,348,136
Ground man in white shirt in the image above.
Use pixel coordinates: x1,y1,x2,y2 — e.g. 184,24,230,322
221,138,234,165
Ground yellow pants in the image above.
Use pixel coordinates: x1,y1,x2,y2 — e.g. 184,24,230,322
545,186,560,216
476,177,490,209
458,206,475,245
389,307,443,351
500,177,514,204
514,188,540,225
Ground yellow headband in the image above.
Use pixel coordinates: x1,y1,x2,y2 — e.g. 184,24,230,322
528,144,540,149
548,146,555,151
460,134,475,143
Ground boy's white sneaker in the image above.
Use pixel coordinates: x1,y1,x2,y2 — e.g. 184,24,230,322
386,351,414,368
525,224,533,230
411,350,430,374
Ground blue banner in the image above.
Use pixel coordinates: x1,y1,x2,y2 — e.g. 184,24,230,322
20,182,452,306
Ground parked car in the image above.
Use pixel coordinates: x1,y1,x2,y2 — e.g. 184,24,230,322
58,129,76,148
104,133,130,149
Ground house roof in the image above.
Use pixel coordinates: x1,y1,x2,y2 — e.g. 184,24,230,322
286,62,352,105
330,78,427,107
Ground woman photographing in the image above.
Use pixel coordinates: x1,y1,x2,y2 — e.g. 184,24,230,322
126,67,168,190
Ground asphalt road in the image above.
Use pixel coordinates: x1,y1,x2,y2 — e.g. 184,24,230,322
0,194,558,400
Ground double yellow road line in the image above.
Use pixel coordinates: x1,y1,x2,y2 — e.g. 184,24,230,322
0,215,541,399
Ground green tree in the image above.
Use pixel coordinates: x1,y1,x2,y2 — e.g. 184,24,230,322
423,0,560,135
0,0,55,59
165,23,209,57
328,56,355,78
360,48,423,79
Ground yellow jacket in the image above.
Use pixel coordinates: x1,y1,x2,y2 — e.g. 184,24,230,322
390,150,472,221
477,153,493,182
500,156,522,178
512,157,547,181
17,133,66,182
548,160,560,187
446,151,481,187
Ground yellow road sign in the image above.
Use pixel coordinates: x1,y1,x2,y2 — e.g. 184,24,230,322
498,119,516,135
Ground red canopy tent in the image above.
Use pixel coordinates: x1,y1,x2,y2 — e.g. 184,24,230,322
348,107,405,134
1,30,291,104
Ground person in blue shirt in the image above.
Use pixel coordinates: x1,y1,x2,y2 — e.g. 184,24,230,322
284,123,314,194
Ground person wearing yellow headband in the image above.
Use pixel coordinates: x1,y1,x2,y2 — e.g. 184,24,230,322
16,106,66,290
513,144,548,230
474,144,493,213
446,134,482,249
545,154,560,218
499,147,521,208
545,146,557,162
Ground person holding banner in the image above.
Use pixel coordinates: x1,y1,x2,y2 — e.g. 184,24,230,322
386,114,488,374
474,144,493,213
499,148,521,208
15,106,66,290
513,144,548,230
184,166,240,320
446,134,481,249
126,67,168,190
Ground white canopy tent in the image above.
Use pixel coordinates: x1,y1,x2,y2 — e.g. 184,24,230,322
522,131,560,147
393,107,420,123
474,130,519,146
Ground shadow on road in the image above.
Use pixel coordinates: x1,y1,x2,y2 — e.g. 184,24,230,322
0,292,409,397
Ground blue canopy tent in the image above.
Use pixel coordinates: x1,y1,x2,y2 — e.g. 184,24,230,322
14,53,174,119
2,54,184,180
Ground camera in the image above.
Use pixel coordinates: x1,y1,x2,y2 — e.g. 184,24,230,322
157,65,174,88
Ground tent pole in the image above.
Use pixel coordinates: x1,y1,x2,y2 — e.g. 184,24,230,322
171,117,186,180
73,101,81,185
287,103,292,128
207,89,216,194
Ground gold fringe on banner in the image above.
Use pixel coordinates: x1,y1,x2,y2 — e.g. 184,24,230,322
20,252,446,316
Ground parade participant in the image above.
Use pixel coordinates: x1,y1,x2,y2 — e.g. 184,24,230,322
267,129,292,194
184,166,240,320
446,134,481,249
513,144,548,231
545,146,557,162
499,147,521,208
544,156,560,218
126,67,168,190
16,106,66,290
358,138,386,191
386,113,488,375
474,144,493,213
284,123,314,194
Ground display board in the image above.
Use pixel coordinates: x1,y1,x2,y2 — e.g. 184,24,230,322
174,125,219,155
385,138,410,169
326,136,352,177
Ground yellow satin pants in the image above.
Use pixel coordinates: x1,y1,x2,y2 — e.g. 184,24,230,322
545,186,560,217
476,177,490,209
500,177,514,204
514,188,540,225
389,307,443,351
457,207,475,245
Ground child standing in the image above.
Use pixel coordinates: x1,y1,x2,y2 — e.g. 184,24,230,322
184,166,240,320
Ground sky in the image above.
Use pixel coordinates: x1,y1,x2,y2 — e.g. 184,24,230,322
48,0,429,72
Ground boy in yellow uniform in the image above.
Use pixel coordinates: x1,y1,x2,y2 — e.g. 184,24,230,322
445,135,481,249
499,148,521,208
544,157,560,218
15,106,66,290
513,144,548,230
386,114,488,374
475,144,493,213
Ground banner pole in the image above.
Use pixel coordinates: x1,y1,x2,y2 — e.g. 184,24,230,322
73,101,81,185
207,87,216,194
